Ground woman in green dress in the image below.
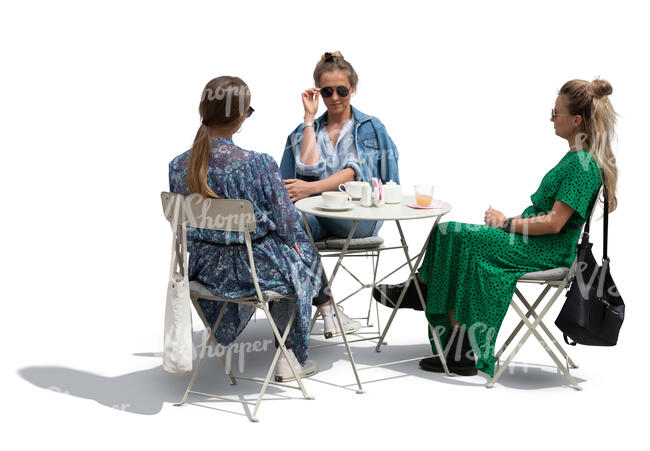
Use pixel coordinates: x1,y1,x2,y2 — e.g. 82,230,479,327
374,78,619,377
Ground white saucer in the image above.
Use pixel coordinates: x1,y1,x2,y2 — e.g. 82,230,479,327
317,202,355,211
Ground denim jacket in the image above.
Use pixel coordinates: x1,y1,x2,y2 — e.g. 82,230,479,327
280,106,400,184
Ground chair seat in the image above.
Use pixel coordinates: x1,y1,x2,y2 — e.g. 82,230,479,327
314,236,384,250
189,280,291,302
518,267,569,282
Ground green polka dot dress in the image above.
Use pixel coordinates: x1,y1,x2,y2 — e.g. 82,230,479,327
419,150,602,376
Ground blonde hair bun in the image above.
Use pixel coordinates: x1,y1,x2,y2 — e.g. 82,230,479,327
588,78,613,99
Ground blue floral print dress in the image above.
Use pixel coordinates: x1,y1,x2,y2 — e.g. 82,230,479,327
169,137,323,365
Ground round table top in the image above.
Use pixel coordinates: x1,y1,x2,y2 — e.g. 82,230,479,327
295,195,451,221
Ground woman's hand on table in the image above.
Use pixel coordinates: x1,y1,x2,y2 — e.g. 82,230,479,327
484,205,506,228
301,88,320,119
284,178,316,202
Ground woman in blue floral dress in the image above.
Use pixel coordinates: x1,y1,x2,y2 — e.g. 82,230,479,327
169,76,338,381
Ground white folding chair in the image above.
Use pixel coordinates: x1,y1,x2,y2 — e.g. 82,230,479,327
161,192,314,422
310,236,387,338
486,207,598,391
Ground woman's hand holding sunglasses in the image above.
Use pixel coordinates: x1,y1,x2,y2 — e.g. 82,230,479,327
301,88,320,121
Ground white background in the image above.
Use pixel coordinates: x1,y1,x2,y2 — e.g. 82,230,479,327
2,0,649,448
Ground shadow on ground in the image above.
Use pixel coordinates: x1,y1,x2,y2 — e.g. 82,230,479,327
18,319,586,417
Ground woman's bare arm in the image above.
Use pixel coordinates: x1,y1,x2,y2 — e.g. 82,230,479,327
299,88,320,165
510,200,573,236
284,167,355,202
486,200,575,236
510,200,574,235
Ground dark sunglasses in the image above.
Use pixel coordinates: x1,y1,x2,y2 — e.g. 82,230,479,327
320,86,350,98
246,106,255,118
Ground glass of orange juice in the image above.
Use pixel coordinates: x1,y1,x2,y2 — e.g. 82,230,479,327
415,184,434,207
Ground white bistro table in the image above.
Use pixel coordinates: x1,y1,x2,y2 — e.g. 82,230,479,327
295,195,452,393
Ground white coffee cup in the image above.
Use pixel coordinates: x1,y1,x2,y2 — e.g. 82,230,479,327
322,191,352,208
338,181,368,199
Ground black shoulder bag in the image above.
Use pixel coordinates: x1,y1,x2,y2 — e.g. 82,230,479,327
554,187,625,346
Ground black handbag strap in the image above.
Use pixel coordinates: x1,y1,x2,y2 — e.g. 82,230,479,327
603,185,609,260
582,173,609,261
563,333,578,346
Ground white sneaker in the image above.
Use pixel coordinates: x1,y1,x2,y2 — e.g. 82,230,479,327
274,348,318,382
318,303,362,339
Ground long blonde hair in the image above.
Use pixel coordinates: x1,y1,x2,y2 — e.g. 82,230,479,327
559,78,618,212
187,76,251,198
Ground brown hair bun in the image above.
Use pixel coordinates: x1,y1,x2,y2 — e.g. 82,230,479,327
313,51,358,88
320,51,344,62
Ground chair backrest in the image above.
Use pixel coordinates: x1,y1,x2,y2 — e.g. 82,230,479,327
161,192,256,234
160,192,265,300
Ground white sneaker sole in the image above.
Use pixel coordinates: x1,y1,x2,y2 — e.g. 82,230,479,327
324,321,362,339
275,364,318,382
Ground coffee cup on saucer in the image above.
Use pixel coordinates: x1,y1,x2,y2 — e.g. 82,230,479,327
338,181,368,200
322,191,352,208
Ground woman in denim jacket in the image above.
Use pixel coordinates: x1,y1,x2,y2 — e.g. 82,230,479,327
280,51,400,241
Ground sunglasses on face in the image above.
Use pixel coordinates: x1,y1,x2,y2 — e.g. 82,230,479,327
246,106,255,118
320,86,350,98
551,108,573,119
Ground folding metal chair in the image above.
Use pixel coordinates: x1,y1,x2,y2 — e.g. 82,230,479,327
486,206,598,391
310,236,387,338
161,192,314,422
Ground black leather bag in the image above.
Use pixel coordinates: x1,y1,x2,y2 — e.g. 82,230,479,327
555,188,624,346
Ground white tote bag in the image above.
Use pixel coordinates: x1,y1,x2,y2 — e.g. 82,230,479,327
163,195,193,374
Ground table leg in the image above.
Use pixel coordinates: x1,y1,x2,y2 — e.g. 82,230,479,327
300,212,316,244
374,218,451,376
302,213,364,394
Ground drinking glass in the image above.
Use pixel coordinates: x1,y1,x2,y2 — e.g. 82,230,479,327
414,184,434,207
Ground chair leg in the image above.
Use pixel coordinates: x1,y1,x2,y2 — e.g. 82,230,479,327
243,304,315,422
175,300,229,406
495,286,551,362
203,329,237,385
191,296,237,385
487,282,581,390
364,251,380,330
373,251,384,337
309,308,320,334
512,301,582,390
261,305,313,391
219,354,238,385
514,290,579,369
